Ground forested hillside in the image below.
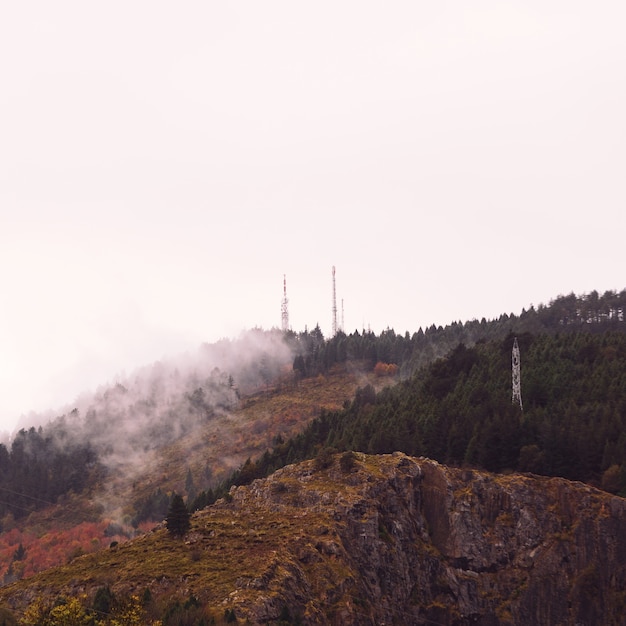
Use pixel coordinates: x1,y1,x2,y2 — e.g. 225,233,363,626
1,330,292,522
218,328,626,501
289,288,626,377
2,289,624,521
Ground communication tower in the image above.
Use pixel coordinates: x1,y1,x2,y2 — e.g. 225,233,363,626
281,274,289,332
512,337,523,410
332,266,338,336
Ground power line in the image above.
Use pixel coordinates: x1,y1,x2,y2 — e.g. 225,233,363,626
0,484,58,508
0,484,101,520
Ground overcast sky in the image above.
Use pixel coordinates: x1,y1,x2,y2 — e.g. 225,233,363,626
1,1,624,433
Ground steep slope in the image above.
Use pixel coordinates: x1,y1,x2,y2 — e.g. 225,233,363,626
128,361,390,507
1,453,625,625
0,361,386,584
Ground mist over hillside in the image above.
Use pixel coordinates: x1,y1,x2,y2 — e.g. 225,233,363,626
0,288,624,597
3,289,624,492
27,329,293,467
8,288,626,454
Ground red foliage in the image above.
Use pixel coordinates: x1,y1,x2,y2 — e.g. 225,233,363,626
0,521,131,580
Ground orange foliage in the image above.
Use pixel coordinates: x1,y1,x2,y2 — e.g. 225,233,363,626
374,362,399,377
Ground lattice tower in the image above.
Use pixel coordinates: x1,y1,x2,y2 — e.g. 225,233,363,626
512,337,523,410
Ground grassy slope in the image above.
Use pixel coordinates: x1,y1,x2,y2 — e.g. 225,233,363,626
0,453,403,620
0,363,393,584
131,363,391,501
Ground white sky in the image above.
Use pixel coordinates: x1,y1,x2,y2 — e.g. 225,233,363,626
1,1,624,433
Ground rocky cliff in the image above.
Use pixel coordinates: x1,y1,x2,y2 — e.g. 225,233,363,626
223,452,626,625
2,452,626,625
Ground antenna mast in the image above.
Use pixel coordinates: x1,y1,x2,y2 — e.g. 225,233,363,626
512,337,523,410
332,266,338,336
281,274,289,332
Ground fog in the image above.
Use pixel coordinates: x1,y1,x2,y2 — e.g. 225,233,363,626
2,2,625,434
10,330,294,494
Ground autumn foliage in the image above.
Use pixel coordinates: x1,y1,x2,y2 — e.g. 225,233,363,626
373,362,399,377
0,521,129,582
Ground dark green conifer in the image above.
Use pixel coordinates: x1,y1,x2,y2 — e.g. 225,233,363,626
166,493,191,537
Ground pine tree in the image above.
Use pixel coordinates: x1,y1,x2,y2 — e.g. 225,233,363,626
166,494,191,537
12,543,25,562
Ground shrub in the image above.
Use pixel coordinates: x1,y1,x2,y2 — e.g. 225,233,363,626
339,451,357,473
314,447,336,471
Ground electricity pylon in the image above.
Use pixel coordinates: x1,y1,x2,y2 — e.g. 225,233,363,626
512,337,523,410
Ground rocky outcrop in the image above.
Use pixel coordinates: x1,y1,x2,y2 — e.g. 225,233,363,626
223,452,626,625
1,452,625,625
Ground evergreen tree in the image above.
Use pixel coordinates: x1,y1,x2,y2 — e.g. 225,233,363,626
93,585,115,615
12,543,26,562
166,494,191,537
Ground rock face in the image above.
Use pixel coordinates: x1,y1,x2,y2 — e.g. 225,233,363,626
224,453,626,625
1,452,625,625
